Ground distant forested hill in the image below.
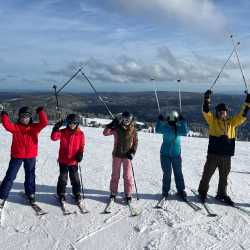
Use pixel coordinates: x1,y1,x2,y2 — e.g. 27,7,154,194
0,91,249,140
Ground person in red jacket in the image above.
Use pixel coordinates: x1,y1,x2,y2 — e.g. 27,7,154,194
0,106,48,203
51,114,85,203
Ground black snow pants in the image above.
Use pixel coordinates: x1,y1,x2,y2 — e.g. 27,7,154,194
57,163,81,197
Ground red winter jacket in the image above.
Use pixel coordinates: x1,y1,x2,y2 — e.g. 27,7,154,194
51,127,85,165
1,111,48,158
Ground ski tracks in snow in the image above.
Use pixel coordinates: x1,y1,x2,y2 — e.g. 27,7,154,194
126,194,249,250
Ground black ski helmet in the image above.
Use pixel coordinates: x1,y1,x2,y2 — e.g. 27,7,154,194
215,103,228,112
66,114,80,125
121,111,133,125
18,106,32,117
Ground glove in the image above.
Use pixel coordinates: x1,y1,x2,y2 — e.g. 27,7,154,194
106,118,120,129
178,113,184,121
36,106,44,113
76,152,83,162
158,114,164,121
127,153,134,160
245,93,250,103
53,120,64,131
243,106,249,117
204,90,212,99
126,149,135,160
1,111,8,116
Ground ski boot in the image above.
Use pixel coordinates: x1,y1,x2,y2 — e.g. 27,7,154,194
27,194,36,204
162,192,168,199
125,196,132,204
0,198,5,207
198,192,207,203
178,190,187,200
58,194,66,203
75,193,82,205
109,193,116,201
215,194,234,206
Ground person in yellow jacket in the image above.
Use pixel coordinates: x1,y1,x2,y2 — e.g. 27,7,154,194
198,90,250,205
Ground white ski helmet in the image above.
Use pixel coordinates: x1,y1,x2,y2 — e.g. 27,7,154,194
168,110,179,122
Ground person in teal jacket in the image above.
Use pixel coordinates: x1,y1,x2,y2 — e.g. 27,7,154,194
156,110,189,199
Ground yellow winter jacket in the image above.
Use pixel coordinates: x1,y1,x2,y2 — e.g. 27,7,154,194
203,103,249,156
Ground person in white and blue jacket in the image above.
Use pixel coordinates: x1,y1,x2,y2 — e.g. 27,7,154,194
155,110,189,199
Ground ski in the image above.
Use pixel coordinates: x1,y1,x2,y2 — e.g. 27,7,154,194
127,200,141,217
202,202,217,217
0,200,5,226
103,197,115,214
180,197,202,211
231,205,250,216
30,202,48,216
20,192,47,216
76,200,89,214
212,196,250,217
191,189,217,217
69,194,89,214
59,200,75,215
103,197,140,216
154,196,167,209
54,195,75,215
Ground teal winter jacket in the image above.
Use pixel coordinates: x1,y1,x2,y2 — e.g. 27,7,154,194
155,119,189,157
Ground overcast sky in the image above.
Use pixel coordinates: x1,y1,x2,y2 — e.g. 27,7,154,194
1,0,250,93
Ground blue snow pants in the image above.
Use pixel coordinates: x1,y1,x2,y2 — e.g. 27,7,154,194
160,154,185,196
0,158,36,200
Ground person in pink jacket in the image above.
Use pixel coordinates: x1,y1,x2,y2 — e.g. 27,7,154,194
103,111,138,202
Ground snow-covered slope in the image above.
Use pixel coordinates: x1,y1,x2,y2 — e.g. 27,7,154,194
0,126,249,250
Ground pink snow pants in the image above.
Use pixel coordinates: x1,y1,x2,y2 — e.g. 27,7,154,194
110,157,133,196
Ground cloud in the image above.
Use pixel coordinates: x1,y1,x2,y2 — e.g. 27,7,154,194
47,46,247,87
82,0,226,34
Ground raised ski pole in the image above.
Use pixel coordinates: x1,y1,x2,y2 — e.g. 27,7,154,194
55,59,92,95
52,84,63,120
131,162,139,200
177,79,182,113
209,42,240,91
80,70,114,118
52,68,82,120
53,85,60,110
151,78,161,114
78,163,85,198
56,68,82,94
230,34,249,93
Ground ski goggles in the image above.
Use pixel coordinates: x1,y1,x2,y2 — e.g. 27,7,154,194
67,121,79,125
19,113,32,119
121,117,132,125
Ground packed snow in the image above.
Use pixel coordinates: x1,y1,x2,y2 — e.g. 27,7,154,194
0,126,249,250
